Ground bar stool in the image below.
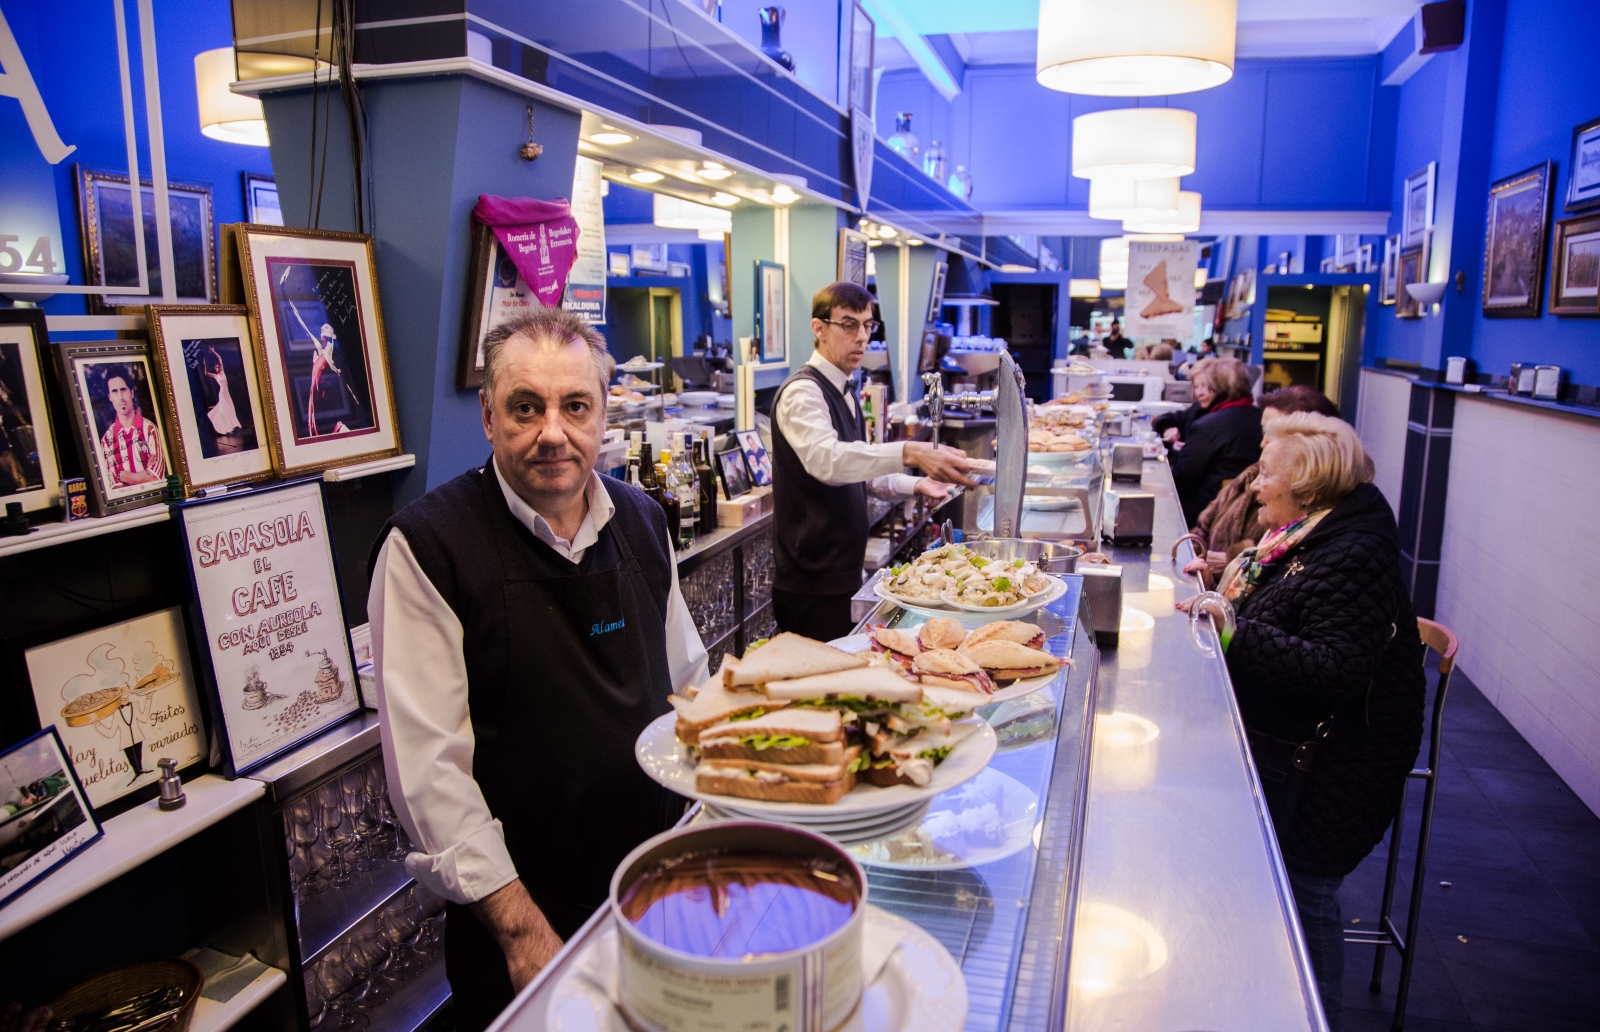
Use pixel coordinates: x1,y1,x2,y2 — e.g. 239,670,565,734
1344,616,1459,1032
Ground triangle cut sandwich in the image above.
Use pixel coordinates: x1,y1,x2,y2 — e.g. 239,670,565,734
697,708,847,765
722,632,866,689
696,746,862,804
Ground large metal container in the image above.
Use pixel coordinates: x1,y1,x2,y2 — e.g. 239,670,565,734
610,822,868,1032
964,537,1083,574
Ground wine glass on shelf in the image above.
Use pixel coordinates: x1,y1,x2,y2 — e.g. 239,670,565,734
376,782,411,862
315,947,369,1032
288,796,326,896
342,768,380,872
344,933,393,1011
378,901,424,981
318,781,355,889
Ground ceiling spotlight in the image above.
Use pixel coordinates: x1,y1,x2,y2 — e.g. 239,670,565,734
878,225,898,239
589,129,633,145
710,192,739,207
629,169,665,184
771,184,799,204
906,238,924,246
1069,278,1102,297
698,162,734,181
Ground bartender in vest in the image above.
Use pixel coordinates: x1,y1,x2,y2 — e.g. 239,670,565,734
368,307,708,1031
772,282,976,642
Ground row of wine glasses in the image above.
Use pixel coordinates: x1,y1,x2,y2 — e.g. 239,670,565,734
284,755,413,897
742,533,774,606
681,550,737,644
306,883,445,1032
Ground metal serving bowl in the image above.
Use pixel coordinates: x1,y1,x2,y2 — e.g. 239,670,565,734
964,538,1082,574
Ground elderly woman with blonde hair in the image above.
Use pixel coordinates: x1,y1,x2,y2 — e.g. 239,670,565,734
1182,412,1425,1032
1170,357,1262,525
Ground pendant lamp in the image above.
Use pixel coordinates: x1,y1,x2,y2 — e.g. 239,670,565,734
1099,237,1129,290
1037,0,1237,97
195,48,269,146
1069,278,1102,298
1072,109,1196,180
1089,177,1181,222
1122,191,1202,234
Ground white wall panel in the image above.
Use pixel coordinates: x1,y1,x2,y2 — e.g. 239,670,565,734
1355,366,1410,514
1437,396,1600,817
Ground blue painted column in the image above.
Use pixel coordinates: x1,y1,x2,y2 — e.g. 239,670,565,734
259,76,582,507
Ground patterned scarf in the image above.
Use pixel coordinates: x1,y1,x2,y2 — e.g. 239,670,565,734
1217,508,1330,606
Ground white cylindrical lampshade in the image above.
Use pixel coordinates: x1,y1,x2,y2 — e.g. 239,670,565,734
654,194,734,235
1069,278,1102,298
1099,237,1129,289
1123,191,1202,233
195,48,269,146
1037,0,1236,97
1088,177,1181,222
1072,109,1196,180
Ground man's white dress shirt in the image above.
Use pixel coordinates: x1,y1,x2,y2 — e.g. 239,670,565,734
772,351,919,497
369,465,709,905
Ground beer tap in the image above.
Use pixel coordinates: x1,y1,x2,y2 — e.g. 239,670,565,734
921,371,993,450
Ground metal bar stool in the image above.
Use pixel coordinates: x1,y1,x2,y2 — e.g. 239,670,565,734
1344,616,1459,1031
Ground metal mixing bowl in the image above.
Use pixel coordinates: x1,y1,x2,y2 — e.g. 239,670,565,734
964,538,1082,573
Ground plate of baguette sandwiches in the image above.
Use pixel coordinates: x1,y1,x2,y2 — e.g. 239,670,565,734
853,617,1067,705
638,633,998,827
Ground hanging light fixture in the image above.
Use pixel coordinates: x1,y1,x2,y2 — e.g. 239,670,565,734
1099,237,1130,290
1069,278,1102,298
194,48,269,146
654,195,733,238
1122,191,1202,233
1073,109,1196,180
1088,177,1181,222
1037,0,1237,97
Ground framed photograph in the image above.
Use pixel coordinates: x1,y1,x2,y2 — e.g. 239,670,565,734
237,225,401,475
52,340,173,517
242,172,282,226
1532,365,1563,400
459,221,537,389
1565,116,1600,212
733,429,771,487
715,446,752,500
847,2,875,115
1549,212,1600,315
838,228,870,288
1379,235,1399,305
1357,243,1374,274
8,602,207,817
145,305,275,493
755,260,788,363
631,244,668,273
1482,161,1554,318
75,165,215,314
175,479,364,776
1402,163,1436,250
0,309,64,516
1395,244,1426,320
927,260,948,324
0,728,101,908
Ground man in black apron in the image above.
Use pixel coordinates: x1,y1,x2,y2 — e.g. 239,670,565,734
770,282,974,642
368,307,706,1031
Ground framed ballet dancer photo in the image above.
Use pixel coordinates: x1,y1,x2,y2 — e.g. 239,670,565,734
146,305,275,494
237,225,401,477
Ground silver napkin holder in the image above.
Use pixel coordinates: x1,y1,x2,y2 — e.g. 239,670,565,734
1110,442,1145,483
1103,489,1155,545
1079,563,1124,647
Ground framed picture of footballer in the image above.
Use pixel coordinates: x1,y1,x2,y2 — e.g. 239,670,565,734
146,305,275,494
237,225,401,476
52,340,173,516
0,728,101,908
0,308,64,517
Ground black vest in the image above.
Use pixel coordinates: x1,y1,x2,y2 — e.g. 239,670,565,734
771,364,870,596
371,464,681,934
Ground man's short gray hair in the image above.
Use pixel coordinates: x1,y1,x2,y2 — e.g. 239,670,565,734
479,306,614,401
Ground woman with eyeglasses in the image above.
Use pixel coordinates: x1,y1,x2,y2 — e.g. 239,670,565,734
768,282,976,642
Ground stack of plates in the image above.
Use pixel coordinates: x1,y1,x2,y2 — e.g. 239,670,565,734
678,390,720,407
701,800,932,845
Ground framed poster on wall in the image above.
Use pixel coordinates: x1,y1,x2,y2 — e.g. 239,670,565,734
75,166,216,314
459,221,537,388
1482,161,1553,319
0,728,101,908
1549,212,1600,315
52,340,173,517
755,260,787,363
1565,116,1600,212
175,478,364,776
838,228,870,288
1402,163,1435,250
0,309,64,517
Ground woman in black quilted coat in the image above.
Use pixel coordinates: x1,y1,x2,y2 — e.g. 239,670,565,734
1202,412,1425,1032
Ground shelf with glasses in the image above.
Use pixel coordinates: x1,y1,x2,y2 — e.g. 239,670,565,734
372,956,449,1032
0,774,265,940
298,856,414,966
304,881,446,1032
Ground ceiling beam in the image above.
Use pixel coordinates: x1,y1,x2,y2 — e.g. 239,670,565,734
863,0,962,100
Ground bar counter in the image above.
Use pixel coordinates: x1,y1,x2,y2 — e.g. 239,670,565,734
482,449,1326,1030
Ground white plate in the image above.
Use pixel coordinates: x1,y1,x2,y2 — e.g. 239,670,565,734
678,390,719,406
847,768,1040,871
716,394,737,408
873,579,952,612
617,359,663,371
1026,447,1095,467
826,634,1059,706
544,906,968,1032
637,714,997,818
1023,495,1076,512
706,798,925,831
939,575,1069,616
703,802,934,845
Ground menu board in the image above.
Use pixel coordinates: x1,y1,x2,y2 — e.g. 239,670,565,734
1125,240,1199,339
563,155,607,324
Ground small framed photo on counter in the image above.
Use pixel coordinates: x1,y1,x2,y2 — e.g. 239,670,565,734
733,429,771,487
715,446,752,501
1532,365,1563,400
0,728,101,908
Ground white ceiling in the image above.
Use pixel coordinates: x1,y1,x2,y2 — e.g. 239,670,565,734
870,0,1419,71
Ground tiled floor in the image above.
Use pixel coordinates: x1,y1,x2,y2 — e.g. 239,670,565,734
1337,669,1600,1032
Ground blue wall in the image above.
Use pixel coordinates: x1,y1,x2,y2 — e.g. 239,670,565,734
876,57,1397,213
1,0,272,317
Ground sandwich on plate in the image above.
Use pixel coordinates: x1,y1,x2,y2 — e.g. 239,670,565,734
670,683,789,745
917,616,967,652
911,648,996,695
869,626,921,670
960,620,1047,651
958,639,1063,683
696,749,863,804
856,720,982,787
697,709,848,765
722,632,866,689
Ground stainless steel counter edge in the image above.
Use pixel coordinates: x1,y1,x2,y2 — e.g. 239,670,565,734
674,510,772,575
246,710,382,803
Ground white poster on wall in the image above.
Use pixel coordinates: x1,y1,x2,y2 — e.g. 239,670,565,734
177,480,362,774
1125,240,1199,339
563,155,607,324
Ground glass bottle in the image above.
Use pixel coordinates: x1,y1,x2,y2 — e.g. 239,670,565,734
659,456,683,546
758,6,794,71
694,436,718,534
670,434,698,548
887,113,919,163
922,139,946,183
947,164,974,201
638,443,662,507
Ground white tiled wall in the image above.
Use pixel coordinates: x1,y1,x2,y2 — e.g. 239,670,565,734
1355,367,1411,515
1437,397,1600,817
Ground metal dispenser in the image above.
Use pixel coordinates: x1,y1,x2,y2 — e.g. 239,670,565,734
923,350,1029,538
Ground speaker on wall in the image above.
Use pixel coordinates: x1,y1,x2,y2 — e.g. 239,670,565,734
1418,0,1466,54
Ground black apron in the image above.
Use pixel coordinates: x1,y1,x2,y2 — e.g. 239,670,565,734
446,471,682,1031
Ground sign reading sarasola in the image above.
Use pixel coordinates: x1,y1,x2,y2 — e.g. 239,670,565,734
194,511,317,567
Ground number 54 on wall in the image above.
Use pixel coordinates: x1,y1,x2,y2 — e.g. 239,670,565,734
0,235,60,274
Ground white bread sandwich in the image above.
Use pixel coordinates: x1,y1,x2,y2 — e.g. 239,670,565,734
671,683,789,745
959,639,1063,683
869,626,921,670
763,665,924,723
960,620,1047,651
722,632,867,688
697,709,847,765
856,721,980,787
911,648,997,695
697,747,861,804
917,616,968,652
